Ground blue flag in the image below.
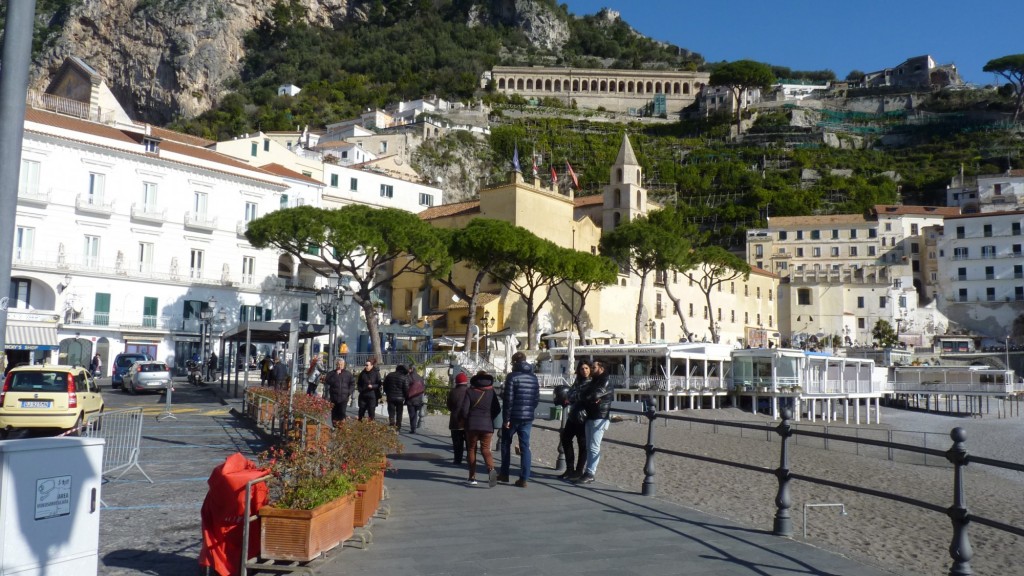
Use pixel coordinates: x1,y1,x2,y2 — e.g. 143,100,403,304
512,144,521,173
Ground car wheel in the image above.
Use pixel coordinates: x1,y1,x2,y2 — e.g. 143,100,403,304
127,381,136,395
69,415,84,437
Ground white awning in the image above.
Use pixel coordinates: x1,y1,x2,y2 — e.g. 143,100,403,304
4,323,59,350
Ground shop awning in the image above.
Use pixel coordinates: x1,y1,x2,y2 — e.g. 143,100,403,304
4,324,59,350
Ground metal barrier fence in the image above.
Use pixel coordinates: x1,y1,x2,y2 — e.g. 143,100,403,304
83,407,152,483
607,405,1024,576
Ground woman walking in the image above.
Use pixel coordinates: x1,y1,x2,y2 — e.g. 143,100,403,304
559,360,591,480
461,371,501,487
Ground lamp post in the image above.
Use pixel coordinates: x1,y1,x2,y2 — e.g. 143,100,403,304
1005,334,1011,377
713,322,721,344
481,310,495,361
317,281,355,368
646,319,656,343
200,296,216,382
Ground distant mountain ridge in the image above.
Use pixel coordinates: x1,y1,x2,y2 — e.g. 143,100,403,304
20,0,702,125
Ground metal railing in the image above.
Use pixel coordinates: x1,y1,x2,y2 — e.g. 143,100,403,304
606,405,1024,575
83,406,152,483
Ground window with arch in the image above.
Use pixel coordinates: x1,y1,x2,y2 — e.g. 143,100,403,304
646,81,654,92
637,83,644,95
628,81,635,93
613,212,621,227
516,79,524,90
572,80,579,91
544,79,552,91
498,79,506,89
655,82,662,93
554,80,561,91
636,169,641,184
526,79,533,90
616,168,623,184
660,323,665,340
618,81,626,92
600,80,607,91
613,189,621,207
591,80,598,91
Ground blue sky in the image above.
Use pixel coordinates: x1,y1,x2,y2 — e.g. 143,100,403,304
561,0,1022,85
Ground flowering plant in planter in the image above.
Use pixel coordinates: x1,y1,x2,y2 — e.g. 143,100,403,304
289,392,332,422
259,429,356,510
330,419,403,484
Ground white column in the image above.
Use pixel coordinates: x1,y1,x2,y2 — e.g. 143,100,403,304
875,397,881,424
844,398,850,424
855,398,861,424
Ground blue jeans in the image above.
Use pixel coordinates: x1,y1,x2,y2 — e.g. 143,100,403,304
499,419,533,481
584,418,610,476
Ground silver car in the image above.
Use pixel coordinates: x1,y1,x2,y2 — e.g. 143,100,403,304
124,361,171,394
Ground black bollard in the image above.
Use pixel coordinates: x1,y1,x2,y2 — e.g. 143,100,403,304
554,405,568,473
946,427,973,576
773,408,793,537
641,401,657,496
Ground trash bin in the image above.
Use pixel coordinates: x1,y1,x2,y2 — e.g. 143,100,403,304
549,406,562,420
199,453,269,576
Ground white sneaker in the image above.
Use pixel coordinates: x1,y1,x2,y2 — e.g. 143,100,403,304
467,478,478,486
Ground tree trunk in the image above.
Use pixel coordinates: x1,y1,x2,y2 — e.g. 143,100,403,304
663,280,692,341
360,300,382,363
462,272,486,350
635,273,649,343
524,295,536,350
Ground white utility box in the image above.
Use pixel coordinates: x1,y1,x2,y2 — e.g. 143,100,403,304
0,437,104,576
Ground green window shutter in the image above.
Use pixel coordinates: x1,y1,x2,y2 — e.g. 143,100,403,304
264,308,272,321
143,297,158,328
299,303,309,321
95,293,111,326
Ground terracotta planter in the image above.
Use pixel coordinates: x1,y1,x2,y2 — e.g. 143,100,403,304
353,473,382,527
259,493,355,562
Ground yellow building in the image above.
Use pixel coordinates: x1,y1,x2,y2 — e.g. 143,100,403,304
392,135,779,348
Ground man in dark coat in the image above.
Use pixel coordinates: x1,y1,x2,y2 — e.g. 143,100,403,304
325,358,354,422
271,356,289,391
498,352,540,488
382,364,410,430
574,360,612,485
446,371,470,465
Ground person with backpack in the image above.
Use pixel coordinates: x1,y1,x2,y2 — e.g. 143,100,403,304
460,371,501,487
405,366,426,434
383,364,410,429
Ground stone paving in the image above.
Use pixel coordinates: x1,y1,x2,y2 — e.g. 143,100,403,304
67,380,898,575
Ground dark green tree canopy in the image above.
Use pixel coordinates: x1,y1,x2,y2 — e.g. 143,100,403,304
709,59,776,93
983,54,1024,123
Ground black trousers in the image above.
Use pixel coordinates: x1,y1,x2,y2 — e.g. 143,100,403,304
387,399,404,428
358,396,376,420
451,429,466,464
560,417,587,474
331,397,349,421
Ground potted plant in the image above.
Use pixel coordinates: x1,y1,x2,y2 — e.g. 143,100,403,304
288,393,333,444
257,430,357,562
330,419,403,527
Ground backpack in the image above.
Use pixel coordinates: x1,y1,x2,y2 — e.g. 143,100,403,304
407,376,425,399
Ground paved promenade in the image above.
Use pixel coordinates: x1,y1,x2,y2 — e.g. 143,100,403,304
89,381,897,575
325,430,897,576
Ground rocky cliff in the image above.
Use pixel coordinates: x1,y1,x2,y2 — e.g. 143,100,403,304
29,0,568,124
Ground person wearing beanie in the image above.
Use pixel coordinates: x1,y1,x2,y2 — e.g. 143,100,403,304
446,371,470,465
460,371,501,487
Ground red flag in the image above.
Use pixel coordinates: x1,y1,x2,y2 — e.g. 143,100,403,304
566,161,579,189
550,165,558,183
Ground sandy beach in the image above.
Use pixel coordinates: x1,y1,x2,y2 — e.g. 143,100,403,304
424,404,1024,576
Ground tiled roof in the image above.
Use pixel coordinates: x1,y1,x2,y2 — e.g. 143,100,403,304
871,204,960,217
25,107,285,187
750,266,778,278
260,163,324,186
769,213,869,226
418,200,481,221
574,194,604,207
149,125,214,147
944,210,1024,221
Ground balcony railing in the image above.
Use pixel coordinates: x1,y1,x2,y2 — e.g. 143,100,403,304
17,186,50,205
184,211,217,231
75,194,115,215
236,220,250,236
131,203,167,223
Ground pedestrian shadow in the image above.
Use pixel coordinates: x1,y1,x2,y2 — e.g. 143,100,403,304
102,547,198,575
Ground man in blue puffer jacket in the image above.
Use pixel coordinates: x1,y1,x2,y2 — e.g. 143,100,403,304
498,351,540,488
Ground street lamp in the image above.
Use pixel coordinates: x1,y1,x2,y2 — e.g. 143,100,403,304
200,296,216,382
317,281,355,367
713,322,721,344
481,310,495,360
646,319,656,342
1005,334,1011,377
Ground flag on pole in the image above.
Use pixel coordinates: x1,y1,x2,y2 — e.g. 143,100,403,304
531,152,539,180
550,165,558,184
566,161,579,189
512,144,521,173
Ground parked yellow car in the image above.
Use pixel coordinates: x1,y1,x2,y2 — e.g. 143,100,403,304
0,364,104,435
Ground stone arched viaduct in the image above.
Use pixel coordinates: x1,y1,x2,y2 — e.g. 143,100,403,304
490,66,709,115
